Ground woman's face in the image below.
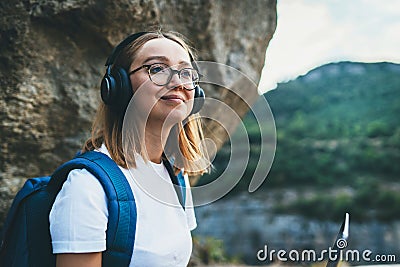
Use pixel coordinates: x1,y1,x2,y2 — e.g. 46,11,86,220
128,38,195,127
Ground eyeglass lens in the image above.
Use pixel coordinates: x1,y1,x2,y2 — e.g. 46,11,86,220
149,64,199,89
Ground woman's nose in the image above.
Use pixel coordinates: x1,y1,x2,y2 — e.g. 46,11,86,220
167,72,185,89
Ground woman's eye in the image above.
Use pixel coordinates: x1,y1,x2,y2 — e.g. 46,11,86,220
181,69,192,78
149,65,166,74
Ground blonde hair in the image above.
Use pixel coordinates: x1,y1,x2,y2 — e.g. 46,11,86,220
83,30,210,176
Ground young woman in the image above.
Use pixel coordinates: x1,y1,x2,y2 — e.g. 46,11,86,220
49,30,210,267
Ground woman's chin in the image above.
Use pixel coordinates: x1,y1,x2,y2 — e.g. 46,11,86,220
162,108,190,125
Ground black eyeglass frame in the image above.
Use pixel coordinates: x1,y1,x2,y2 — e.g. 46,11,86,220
128,63,201,90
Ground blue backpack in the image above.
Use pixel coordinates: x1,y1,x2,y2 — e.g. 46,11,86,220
0,151,186,267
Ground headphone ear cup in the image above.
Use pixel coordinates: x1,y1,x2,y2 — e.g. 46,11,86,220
101,67,133,114
190,85,205,115
113,67,133,112
100,71,116,105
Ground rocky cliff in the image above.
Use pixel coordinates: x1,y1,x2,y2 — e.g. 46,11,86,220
0,0,277,225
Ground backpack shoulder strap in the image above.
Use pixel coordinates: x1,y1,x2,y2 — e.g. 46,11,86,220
48,151,136,267
162,158,187,210
177,171,186,209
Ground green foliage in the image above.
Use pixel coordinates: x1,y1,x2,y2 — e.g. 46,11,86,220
197,62,400,221
189,236,242,266
366,121,392,137
275,181,400,222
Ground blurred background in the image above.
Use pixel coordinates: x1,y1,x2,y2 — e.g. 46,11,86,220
192,0,400,265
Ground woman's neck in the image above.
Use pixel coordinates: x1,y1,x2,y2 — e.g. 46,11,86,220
144,121,172,164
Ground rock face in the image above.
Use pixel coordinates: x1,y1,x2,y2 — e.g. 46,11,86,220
0,0,277,225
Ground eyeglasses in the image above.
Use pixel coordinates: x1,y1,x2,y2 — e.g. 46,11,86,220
129,63,200,90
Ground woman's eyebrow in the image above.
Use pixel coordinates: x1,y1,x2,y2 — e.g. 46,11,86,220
178,61,192,67
142,56,192,67
142,56,169,64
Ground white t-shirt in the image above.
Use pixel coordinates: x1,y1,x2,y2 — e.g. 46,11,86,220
49,145,197,267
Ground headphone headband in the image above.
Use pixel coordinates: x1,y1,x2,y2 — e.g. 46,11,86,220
105,31,148,66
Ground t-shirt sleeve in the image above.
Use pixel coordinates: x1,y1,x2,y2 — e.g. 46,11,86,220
49,168,108,253
183,173,197,231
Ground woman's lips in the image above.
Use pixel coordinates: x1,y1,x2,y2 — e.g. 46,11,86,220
160,94,185,103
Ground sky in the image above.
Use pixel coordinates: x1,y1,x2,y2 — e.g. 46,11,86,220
258,0,400,94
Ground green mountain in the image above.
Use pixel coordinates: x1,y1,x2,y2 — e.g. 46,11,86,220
199,61,400,222
263,61,400,221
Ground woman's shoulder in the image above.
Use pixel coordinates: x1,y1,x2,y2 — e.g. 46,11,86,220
60,168,107,200
67,168,99,183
